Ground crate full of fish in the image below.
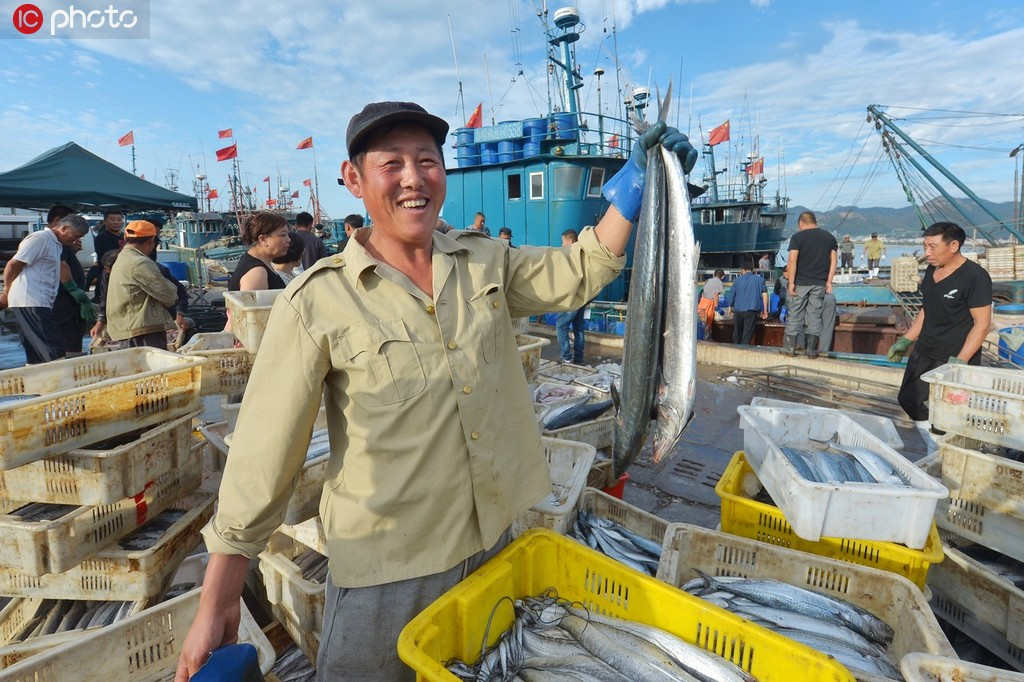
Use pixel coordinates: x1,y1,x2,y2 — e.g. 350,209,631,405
938,433,1024,520
258,527,328,666
0,348,203,469
658,522,954,681
0,597,146,670
0,587,275,680
569,488,669,576
515,334,549,380
398,528,856,681
0,411,197,507
265,643,316,682
737,404,947,548
927,537,1024,671
204,420,329,525
749,397,904,449
0,492,214,601
223,288,283,352
922,363,1024,450
510,438,596,538
0,443,201,576
178,332,254,396
900,652,1024,682
717,451,945,590
535,393,614,450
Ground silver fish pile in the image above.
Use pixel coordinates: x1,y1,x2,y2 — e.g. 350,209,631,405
570,509,661,576
685,572,899,679
534,384,589,406
579,372,619,394
293,549,329,583
613,82,698,476
542,399,614,432
448,593,755,681
12,599,135,641
307,429,330,460
117,509,187,551
270,643,316,682
780,440,908,486
594,362,623,377
9,502,79,522
961,543,1024,588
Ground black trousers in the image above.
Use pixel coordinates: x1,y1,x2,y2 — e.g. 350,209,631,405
733,310,758,345
898,350,980,422
10,307,64,364
54,316,85,355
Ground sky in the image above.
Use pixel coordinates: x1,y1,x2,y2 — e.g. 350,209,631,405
1,0,1023,222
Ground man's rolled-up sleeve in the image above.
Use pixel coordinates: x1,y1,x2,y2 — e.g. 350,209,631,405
201,294,329,557
504,227,625,318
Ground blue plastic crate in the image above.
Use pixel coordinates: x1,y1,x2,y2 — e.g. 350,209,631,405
542,313,559,326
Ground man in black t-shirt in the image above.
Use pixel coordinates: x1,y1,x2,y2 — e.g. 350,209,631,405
783,211,837,358
291,211,329,269
888,222,992,451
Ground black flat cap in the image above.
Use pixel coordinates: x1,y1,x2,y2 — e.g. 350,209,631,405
346,101,449,158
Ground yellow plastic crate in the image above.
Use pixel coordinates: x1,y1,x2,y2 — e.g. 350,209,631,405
716,452,944,589
398,528,854,681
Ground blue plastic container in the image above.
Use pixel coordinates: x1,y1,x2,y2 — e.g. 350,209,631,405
497,140,517,163
550,112,578,141
995,304,1024,315
542,312,559,326
523,141,542,157
769,293,780,314
998,326,1024,365
523,118,547,143
512,140,524,159
164,261,189,282
696,320,706,341
456,152,480,168
454,127,475,147
480,142,499,165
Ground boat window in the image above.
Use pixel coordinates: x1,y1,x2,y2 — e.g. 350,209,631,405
529,172,544,200
586,167,605,197
553,165,583,200
701,210,711,224
714,208,725,223
507,174,522,200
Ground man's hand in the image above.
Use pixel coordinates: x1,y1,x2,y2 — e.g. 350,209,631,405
760,310,768,320
825,282,833,295
947,356,966,365
90,320,105,340
0,293,7,311
788,282,796,296
887,336,913,362
176,312,186,329
174,600,241,682
602,121,698,222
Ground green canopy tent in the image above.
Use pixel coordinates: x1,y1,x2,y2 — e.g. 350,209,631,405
0,142,197,212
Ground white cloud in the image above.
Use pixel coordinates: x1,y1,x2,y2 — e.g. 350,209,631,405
751,0,772,7
71,52,99,72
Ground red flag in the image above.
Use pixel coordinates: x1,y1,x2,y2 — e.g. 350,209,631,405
296,136,313,150
608,134,619,149
746,157,764,176
266,198,277,207
263,176,271,183
291,190,299,198
207,189,219,199
466,103,483,129
303,178,312,187
708,120,730,146
215,144,238,162
140,174,145,180
218,128,233,139
118,131,134,147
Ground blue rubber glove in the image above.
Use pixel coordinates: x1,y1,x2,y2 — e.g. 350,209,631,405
191,643,262,682
601,121,699,222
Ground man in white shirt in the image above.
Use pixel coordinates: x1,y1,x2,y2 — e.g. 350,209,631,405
1,213,89,364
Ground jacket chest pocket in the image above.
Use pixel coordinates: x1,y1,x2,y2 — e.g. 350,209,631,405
467,283,505,364
333,320,426,406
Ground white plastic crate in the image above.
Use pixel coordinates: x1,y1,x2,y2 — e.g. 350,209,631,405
901,653,1024,682
181,345,254,397
0,599,42,646
532,381,590,406
657,522,954,682
922,364,1024,450
0,444,201,576
737,404,948,548
0,492,214,601
535,362,599,386
276,517,326,555
511,437,596,537
258,527,327,666
515,334,549,380
750,397,904,449
223,289,282,352
0,588,274,680
890,256,921,293
940,433,1024,519
0,411,197,506
543,414,614,450
202,419,328,525
0,348,202,469
574,488,669,570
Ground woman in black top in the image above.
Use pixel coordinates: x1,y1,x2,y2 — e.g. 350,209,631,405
227,212,291,292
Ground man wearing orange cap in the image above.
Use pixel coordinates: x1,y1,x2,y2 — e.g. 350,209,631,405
105,220,178,349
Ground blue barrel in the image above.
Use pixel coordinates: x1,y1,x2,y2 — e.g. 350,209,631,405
456,150,480,167
498,120,518,125
999,326,1024,365
512,140,524,159
480,142,499,165
164,261,189,281
550,112,578,141
523,117,547,143
454,127,475,148
497,140,517,163
523,141,542,157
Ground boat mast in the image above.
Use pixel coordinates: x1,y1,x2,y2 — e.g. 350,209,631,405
546,6,583,117
447,15,467,125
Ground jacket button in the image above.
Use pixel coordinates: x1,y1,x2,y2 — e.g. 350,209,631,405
447,341,457,350
470,432,480,440
425,304,435,314
463,385,472,395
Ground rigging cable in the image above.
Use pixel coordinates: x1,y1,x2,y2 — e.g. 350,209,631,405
812,118,867,210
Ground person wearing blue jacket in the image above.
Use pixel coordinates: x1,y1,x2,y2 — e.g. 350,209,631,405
725,258,768,345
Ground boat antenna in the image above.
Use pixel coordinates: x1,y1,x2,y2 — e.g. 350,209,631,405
675,57,683,128
447,14,467,125
484,52,495,125
610,5,623,125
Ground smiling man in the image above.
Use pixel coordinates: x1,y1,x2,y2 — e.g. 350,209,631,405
177,100,696,681
888,221,992,450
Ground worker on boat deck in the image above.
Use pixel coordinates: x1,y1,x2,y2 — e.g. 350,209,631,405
556,228,588,363
698,269,724,338
86,210,124,293
725,257,768,346
291,211,329,269
467,210,491,236
498,226,515,246
104,220,178,349
54,232,95,355
783,211,837,359
176,100,698,682
2,211,89,364
864,232,885,277
888,221,991,452
839,235,855,272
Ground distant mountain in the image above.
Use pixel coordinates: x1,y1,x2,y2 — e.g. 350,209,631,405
785,198,1017,240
